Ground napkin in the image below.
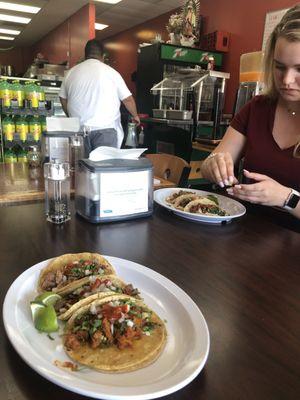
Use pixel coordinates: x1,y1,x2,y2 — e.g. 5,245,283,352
89,146,148,162
46,117,80,132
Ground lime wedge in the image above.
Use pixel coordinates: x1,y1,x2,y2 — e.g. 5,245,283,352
34,304,59,333
34,292,61,306
30,301,46,321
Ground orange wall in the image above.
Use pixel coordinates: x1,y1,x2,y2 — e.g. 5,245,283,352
102,9,176,96
201,0,296,112
32,3,95,67
103,0,296,113
0,3,95,76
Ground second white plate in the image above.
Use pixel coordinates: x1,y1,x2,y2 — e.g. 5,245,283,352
154,188,246,224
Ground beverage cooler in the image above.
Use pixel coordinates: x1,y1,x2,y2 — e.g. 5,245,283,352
0,76,54,163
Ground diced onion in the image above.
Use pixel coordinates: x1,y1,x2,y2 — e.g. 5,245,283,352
90,303,97,314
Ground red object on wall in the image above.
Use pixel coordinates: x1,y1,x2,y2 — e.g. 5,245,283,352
201,31,230,52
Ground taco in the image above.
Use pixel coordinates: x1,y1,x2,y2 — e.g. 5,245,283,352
63,294,167,373
38,253,116,293
184,197,227,216
165,190,196,205
55,275,141,320
173,193,200,210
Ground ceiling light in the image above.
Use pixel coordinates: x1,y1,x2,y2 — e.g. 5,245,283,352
0,2,40,14
95,23,108,30
0,35,14,40
0,28,20,35
94,0,122,4
0,13,31,24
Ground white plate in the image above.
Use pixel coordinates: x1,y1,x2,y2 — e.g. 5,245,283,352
154,188,246,224
3,256,210,400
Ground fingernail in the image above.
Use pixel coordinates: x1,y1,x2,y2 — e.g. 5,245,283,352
234,185,242,189
229,176,234,184
218,181,225,188
224,179,230,186
226,188,233,194
243,169,249,174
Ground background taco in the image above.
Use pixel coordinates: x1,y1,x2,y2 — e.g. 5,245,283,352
165,190,195,205
38,253,116,293
173,193,200,210
64,294,167,373
56,275,141,320
184,198,227,215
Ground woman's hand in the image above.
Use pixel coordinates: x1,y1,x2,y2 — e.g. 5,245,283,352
201,152,239,187
226,169,291,207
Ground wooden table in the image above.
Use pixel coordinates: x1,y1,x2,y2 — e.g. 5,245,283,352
0,163,175,205
1,202,300,400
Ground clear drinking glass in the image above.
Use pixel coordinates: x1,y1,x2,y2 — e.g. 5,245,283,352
69,134,84,171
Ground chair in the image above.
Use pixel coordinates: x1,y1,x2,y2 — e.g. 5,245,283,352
145,153,191,187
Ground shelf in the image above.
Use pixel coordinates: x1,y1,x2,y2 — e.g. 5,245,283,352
1,107,53,117
0,100,54,116
4,139,40,148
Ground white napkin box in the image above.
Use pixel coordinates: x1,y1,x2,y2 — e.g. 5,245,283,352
75,158,153,223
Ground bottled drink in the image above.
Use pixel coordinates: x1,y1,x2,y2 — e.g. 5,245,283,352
17,148,28,163
15,115,28,142
4,148,17,163
0,79,12,107
11,80,24,107
29,115,42,141
25,81,39,108
138,126,144,145
2,115,14,141
37,83,45,102
39,115,47,132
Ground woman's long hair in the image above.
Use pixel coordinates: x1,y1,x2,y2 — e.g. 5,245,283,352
263,5,300,99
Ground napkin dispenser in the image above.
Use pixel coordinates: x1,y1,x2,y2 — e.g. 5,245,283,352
75,158,153,223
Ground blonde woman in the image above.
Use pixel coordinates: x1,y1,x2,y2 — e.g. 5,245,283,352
201,5,300,218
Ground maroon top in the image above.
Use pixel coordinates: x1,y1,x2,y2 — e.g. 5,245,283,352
230,95,300,190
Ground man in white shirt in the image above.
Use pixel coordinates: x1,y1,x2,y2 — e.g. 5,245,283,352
59,39,140,153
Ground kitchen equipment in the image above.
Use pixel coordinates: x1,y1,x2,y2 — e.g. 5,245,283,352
152,109,167,118
44,160,70,224
125,122,138,148
166,110,193,120
42,117,81,162
151,68,230,142
75,158,153,223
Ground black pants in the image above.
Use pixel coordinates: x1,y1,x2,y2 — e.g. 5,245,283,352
84,128,118,157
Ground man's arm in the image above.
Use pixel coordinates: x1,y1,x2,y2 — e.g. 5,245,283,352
122,95,140,125
59,97,69,117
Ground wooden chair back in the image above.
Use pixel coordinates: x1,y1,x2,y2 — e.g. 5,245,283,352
145,153,191,187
